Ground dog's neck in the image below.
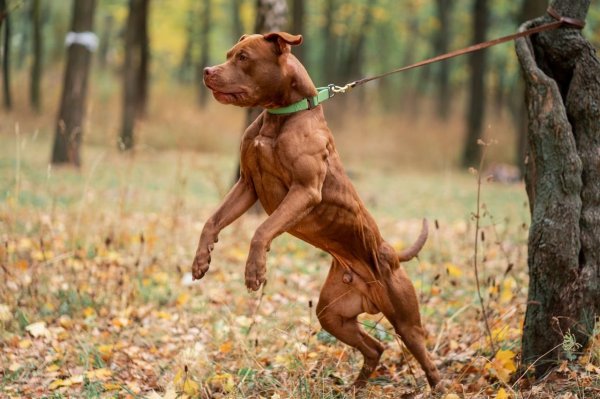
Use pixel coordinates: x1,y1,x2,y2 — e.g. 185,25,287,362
278,53,318,107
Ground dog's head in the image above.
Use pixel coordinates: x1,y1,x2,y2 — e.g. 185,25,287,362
203,32,312,108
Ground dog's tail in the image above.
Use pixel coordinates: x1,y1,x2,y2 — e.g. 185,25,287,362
397,219,428,262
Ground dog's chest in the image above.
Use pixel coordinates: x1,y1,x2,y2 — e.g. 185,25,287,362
243,133,291,210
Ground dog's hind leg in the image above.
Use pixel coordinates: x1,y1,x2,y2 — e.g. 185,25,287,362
316,260,383,388
380,265,441,388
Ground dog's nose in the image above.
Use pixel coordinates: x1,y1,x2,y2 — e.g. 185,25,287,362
204,67,214,77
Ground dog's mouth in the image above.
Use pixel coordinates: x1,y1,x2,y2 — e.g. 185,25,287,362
211,89,246,104
204,81,246,104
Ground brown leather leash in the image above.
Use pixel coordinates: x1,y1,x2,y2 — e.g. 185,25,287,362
331,7,586,94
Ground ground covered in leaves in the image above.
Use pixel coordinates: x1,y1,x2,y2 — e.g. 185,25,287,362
1,138,599,398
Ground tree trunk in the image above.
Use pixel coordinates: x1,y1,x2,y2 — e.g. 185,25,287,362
30,0,42,113
137,0,149,117
434,0,453,120
461,0,488,168
51,0,97,166
1,0,12,110
197,0,211,107
291,0,305,63
120,0,150,151
515,0,600,377
513,0,548,173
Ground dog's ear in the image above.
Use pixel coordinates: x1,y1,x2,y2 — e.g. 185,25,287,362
263,32,303,54
238,34,249,42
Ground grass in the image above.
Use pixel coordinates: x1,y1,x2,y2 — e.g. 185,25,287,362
0,82,598,398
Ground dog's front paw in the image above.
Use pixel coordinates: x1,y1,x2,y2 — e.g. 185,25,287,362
245,253,267,291
192,248,212,280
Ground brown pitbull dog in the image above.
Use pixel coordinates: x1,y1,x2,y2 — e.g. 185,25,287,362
193,32,441,390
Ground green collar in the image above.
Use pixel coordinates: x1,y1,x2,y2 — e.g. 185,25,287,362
267,86,333,115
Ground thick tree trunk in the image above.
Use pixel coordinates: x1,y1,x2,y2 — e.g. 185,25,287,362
515,0,600,377
51,0,97,166
30,0,42,113
1,0,12,110
461,0,488,168
512,0,548,173
120,0,150,151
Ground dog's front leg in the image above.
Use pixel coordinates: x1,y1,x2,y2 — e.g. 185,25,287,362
192,176,257,280
245,184,321,291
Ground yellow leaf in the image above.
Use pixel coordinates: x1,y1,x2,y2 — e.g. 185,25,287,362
103,383,121,391
496,349,517,371
46,364,60,372
487,349,517,383
176,292,190,307
156,311,171,320
219,341,233,354
86,368,112,380
500,278,516,303
98,344,114,361
183,378,200,396
496,387,509,399
445,263,463,278
18,338,32,349
209,373,234,392
58,315,73,329
83,307,96,318
49,379,69,390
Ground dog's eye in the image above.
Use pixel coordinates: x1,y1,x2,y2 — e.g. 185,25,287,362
237,53,248,62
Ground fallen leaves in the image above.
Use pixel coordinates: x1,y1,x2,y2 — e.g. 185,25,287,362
1,163,598,398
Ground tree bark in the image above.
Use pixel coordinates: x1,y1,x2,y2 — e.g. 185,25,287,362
1,0,12,110
30,0,42,113
461,0,488,168
137,0,150,117
515,0,600,377
120,0,150,151
512,0,547,174
51,0,97,166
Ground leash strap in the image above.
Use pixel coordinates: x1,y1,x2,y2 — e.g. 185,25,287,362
266,7,585,115
347,7,585,90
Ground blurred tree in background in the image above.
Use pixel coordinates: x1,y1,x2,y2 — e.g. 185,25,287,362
51,0,97,166
120,0,150,151
0,0,598,167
